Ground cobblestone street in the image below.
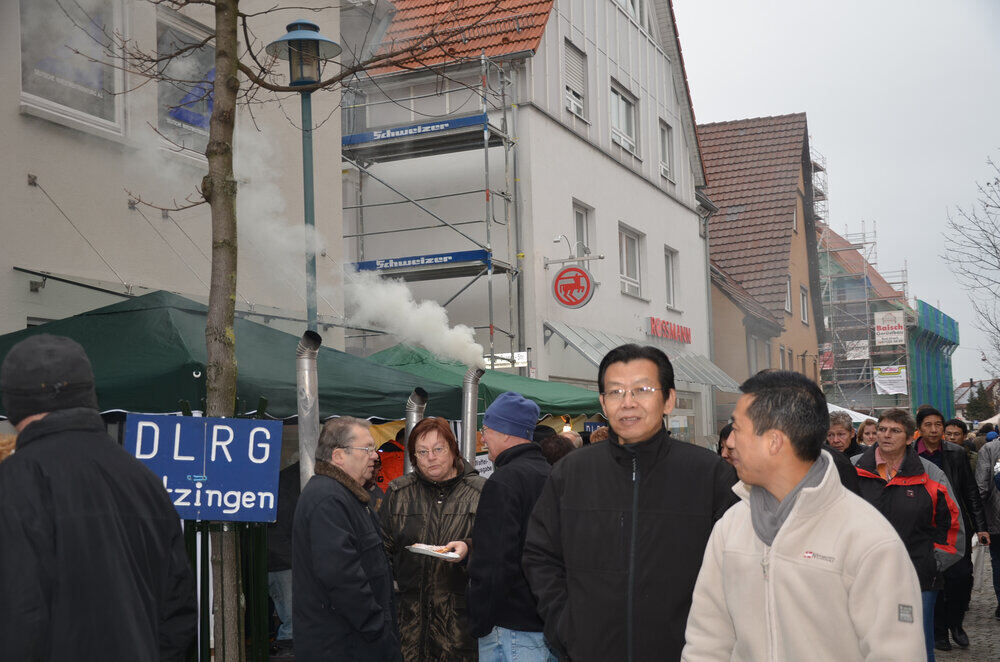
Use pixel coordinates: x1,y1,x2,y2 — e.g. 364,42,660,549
938,560,999,661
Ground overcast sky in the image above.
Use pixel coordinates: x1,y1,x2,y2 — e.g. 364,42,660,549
672,0,1000,385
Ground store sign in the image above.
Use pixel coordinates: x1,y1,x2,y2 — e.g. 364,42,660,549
874,365,908,395
342,113,488,146
874,311,906,346
124,414,283,523
819,343,834,370
552,266,595,309
354,249,490,272
648,316,692,344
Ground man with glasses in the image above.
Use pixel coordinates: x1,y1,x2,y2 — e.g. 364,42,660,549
292,417,402,661
468,391,552,661
853,408,964,662
523,344,738,662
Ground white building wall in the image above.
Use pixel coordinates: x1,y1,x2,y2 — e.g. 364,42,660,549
0,0,343,344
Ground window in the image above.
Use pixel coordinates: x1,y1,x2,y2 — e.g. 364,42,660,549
663,247,677,308
792,207,798,232
157,13,215,154
610,85,637,153
618,225,642,296
19,0,123,134
573,203,591,258
800,287,810,324
778,345,786,370
564,41,586,118
615,0,647,26
787,348,794,371
659,121,674,180
784,278,792,313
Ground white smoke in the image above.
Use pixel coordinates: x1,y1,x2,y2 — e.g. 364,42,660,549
345,270,486,369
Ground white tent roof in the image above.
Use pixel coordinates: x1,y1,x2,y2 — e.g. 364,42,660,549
828,402,875,424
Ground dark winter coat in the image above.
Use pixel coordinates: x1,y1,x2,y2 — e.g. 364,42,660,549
292,460,402,662
379,459,485,662
932,441,989,539
0,408,196,661
268,462,300,571
467,442,551,638
854,445,965,590
523,427,738,662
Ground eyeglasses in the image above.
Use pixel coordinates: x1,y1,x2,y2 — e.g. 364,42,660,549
344,445,378,454
601,386,662,402
414,447,449,458
877,426,906,436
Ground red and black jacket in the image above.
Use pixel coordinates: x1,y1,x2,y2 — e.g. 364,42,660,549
853,445,964,590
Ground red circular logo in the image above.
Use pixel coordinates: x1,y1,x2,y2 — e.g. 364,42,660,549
552,266,595,309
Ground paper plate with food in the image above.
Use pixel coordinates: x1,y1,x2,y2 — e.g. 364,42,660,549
405,543,461,560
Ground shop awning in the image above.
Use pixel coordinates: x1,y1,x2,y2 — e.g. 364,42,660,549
543,320,741,394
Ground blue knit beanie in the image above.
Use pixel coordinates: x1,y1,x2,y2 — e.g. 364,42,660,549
483,391,539,440
987,431,998,442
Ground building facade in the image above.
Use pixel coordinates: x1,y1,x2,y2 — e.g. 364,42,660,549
1,0,343,341
340,0,737,445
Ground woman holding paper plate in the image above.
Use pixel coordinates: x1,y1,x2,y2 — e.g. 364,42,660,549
379,416,486,662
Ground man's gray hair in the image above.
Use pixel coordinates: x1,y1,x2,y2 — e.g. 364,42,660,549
316,416,371,462
829,411,853,431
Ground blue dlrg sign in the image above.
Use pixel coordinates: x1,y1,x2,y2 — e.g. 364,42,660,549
124,414,283,523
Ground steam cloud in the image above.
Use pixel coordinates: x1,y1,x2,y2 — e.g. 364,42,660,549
345,270,486,369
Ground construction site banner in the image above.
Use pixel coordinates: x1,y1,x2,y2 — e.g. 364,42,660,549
844,340,870,361
820,343,834,370
874,365,909,395
874,311,906,345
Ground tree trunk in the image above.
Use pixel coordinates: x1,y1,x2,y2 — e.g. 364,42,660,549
204,0,243,660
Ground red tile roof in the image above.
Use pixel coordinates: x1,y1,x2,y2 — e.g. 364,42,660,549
698,113,810,318
815,222,906,302
710,260,782,332
374,0,554,73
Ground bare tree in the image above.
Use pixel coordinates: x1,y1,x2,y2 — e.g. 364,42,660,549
944,157,1000,373
56,0,504,658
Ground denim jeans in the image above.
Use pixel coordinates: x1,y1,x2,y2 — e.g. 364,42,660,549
268,569,293,641
991,536,1000,605
922,590,937,662
478,626,555,662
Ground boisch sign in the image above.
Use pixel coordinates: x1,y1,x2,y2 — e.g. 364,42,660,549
124,414,283,523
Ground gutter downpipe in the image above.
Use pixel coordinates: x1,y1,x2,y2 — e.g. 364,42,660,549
511,65,527,376
296,331,322,489
696,189,719,439
461,367,486,463
402,387,429,474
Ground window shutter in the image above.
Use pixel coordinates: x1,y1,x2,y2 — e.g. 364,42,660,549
565,42,585,98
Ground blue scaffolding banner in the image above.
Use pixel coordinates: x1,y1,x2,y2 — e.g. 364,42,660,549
354,249,491,272
124,414,283,523
342,113,488,146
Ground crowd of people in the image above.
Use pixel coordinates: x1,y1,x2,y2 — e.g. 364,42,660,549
4,334,1000,662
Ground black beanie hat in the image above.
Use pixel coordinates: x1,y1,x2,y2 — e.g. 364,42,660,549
1,334,99,425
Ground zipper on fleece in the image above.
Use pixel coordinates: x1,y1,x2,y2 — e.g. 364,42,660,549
627,453,639,662
761,545,778,659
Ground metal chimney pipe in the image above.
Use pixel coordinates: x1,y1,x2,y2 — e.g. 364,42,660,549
296,330,322,489
461,367,485,463
402,387,429,474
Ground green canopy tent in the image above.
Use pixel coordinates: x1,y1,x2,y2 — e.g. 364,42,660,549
367,343,602,416
0,291,463,420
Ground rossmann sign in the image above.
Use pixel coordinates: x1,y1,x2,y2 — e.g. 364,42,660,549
648,317,692,344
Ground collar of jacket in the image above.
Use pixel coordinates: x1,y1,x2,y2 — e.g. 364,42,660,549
855,444,926,481
494,441,545,468
733,450,841,519
15,407,105,450
606,425,671,468
314,458,370,504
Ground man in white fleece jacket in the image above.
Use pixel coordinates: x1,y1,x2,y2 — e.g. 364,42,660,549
682,371,924,661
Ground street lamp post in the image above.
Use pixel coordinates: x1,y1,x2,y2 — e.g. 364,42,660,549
266,21,342,332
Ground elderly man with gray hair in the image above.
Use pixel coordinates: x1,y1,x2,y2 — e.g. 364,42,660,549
292,417,402,662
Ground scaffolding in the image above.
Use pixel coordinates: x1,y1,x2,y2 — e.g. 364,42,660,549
818,220,913,415
340,55,519,369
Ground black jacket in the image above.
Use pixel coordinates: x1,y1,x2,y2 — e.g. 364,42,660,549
467,443,551,638
931,441,989,539
379,460,485,662
825,442,861,494
292,460,402,662
854,445,964,590
0,408,196,661
523,427,738,662
268,462,301,571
